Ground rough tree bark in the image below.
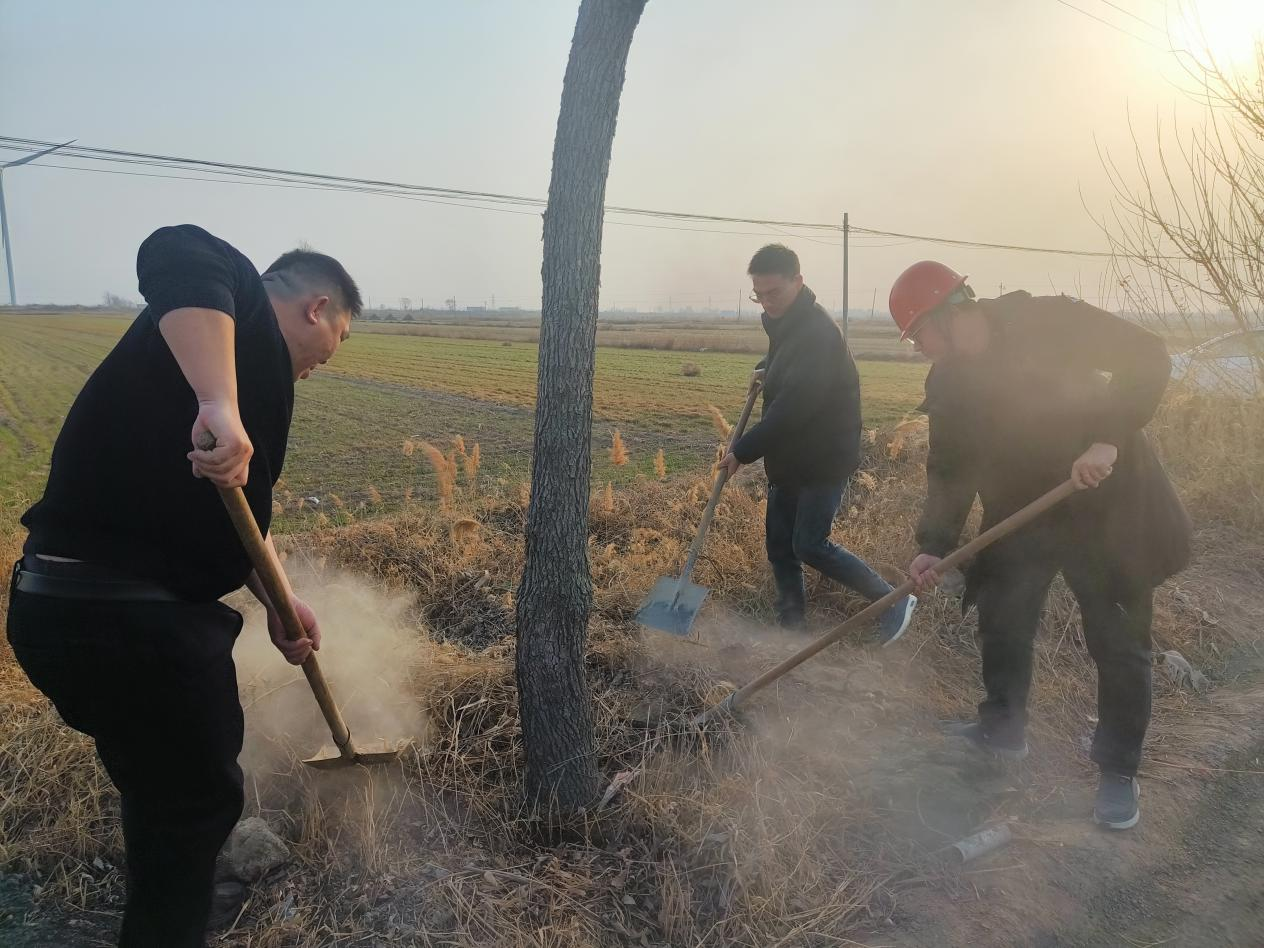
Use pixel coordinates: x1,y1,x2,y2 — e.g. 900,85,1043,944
515,0,647,820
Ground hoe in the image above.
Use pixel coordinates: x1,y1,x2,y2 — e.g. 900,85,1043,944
199,432,410,770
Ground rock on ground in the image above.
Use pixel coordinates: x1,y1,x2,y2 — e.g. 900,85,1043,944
222,817,290,883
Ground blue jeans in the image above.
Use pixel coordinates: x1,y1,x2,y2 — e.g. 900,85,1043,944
766,482,892,627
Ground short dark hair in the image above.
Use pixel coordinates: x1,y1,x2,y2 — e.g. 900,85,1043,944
748,244,800,279
263,249,363,319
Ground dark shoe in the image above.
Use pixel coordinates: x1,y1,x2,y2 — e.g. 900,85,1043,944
876,594,917,646
775,610,807,632
943,721,1029,761
207,880,246,931
1093,772,1140,830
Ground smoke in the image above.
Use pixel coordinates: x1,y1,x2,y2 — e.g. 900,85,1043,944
231,567,433,777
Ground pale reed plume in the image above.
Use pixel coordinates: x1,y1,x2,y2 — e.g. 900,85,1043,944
463,443,481,482
417,441,455,505
610,430,629,467
707,406,732,439
887,417,929,460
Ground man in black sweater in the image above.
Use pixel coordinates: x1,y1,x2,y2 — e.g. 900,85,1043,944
722,244,917,644
890,260,1191,830
7,224,362,946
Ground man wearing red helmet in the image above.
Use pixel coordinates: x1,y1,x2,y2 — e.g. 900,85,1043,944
889,261,1191,830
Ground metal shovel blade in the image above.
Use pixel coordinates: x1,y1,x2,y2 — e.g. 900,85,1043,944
301,738,412,771
635,576,709,637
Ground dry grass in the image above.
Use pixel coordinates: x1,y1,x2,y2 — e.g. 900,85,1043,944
0,413,1258,945
680,362,702,377
1153,387,1264,531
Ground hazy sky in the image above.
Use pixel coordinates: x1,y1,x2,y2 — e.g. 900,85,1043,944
2,0,1259,312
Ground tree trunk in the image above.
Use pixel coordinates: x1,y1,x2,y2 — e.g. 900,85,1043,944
515,0,647,821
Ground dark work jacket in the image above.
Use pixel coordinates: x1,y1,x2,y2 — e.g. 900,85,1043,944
732,286,862,487
915,292,1191,593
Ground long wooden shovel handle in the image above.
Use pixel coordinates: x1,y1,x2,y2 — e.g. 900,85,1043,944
695,478,1078,724
676,378,763,589
214,484,354,755
195,431,354,756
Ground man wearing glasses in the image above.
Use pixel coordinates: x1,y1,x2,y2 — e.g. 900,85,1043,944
721,244,917,645
889,260,1191,830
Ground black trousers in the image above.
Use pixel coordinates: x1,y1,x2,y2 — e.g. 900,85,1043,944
972,534,1154,776
7,564,245,948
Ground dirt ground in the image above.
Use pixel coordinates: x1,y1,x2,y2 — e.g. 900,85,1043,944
653,604,1264,948
857,686,1264,948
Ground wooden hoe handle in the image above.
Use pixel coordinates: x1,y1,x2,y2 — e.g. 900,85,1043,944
195,432,354,757
216,485,354,756
695,478,1078,724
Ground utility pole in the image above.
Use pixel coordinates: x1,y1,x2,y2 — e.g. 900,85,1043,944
870,287,877,319
736,291,741,322
1,140,75,306
841,211,850,343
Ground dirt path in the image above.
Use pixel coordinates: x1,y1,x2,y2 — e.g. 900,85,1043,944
1050,735,1264,947
847,683,1264,948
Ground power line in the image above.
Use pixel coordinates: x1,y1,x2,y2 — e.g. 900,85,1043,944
0,135,1165,260
3,158,838,243
848,223,1116,258
1050,0,1168,50
1095,0,1167,35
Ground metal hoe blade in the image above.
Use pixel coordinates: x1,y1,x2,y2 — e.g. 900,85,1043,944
635,576,709,637
302,737,413,771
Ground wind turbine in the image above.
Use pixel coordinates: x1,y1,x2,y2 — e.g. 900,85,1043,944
0,140,75,306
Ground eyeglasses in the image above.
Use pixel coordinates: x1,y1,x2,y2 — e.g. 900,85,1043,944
748,288,784,304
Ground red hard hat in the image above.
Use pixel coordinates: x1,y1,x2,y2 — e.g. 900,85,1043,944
889,261,968,340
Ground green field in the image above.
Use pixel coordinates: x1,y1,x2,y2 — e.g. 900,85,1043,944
0,313,927,530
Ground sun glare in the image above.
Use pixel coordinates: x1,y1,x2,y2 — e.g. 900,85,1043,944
1173,0,1264,70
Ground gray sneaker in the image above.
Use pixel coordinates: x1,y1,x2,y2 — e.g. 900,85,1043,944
943,721,1030,761
1094,773,1140,830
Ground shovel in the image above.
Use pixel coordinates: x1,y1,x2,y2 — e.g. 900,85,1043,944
694,478,1078,725
198,434,410,770
636,377,763,637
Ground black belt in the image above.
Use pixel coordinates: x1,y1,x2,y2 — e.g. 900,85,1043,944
12,557,185,603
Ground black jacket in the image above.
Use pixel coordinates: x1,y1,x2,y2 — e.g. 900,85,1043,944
732,286,862,487
915,292,1191,591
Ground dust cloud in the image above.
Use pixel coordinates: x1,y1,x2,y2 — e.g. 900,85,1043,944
229,567,433,777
